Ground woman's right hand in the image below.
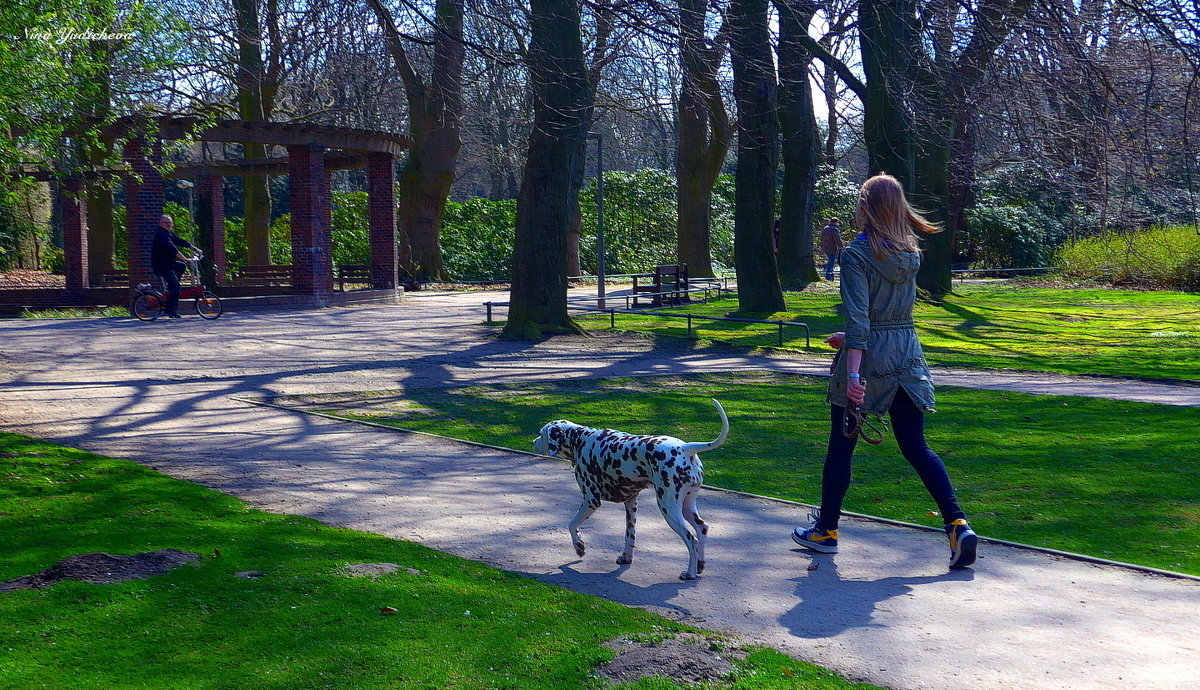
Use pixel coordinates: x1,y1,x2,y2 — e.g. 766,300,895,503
825,332,846,350
847,378,866,405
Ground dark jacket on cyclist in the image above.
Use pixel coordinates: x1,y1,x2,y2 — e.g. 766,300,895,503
151,226,195,275
150,225,195,317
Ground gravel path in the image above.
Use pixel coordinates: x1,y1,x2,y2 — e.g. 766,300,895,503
2,289,1198,690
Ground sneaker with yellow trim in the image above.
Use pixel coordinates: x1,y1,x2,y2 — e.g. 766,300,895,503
792,510,839,554
946,519,978,569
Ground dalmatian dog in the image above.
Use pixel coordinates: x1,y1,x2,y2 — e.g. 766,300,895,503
532,399,728,580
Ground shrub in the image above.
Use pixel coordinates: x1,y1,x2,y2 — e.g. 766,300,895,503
813,165,859,232
579,169,676,275
0,180,52,271
330,191,369,267
578,168,735,276
963,204,1057,269
1055,225,1200,290
960,163,1077,268
441,197,516,280
223,213,293,269
163,202,196,242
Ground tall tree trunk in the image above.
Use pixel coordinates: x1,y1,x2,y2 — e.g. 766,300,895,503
820,36,839,166
912,116,953,294
566,210,581,276
799,0,1030,296
858,0,917,188
565,8,613,279
729,0,784,312
676,0,730,278
503,0,592,338
774,0,821,290
947,109,977,258
232,0,273,265
912,0,1032,295
368,0,464,282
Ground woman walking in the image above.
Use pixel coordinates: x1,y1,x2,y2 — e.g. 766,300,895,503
791,174,978,569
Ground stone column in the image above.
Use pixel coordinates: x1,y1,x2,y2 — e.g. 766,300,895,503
61,177,88,293
366,152,397,289
122,138,163,283
195,175,226,286
287,144,333,304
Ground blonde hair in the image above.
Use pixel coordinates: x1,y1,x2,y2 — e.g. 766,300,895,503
854,174,940,258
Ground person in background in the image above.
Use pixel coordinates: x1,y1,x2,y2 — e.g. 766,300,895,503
820,217,843,280
150,214,195,319
792,174,978,570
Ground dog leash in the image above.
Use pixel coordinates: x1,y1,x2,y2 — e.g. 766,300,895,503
843,403,887,444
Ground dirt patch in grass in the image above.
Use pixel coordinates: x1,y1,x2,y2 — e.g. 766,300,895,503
0,549,200,592
597,633,745,686
338,562,423,577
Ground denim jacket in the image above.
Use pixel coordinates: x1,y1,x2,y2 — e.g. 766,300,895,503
827,236,936,415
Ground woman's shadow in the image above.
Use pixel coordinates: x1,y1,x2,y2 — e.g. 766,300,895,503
780,555,974,639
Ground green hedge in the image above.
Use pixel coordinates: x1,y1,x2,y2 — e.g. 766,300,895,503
1055,225,1200,290
441,197,516,280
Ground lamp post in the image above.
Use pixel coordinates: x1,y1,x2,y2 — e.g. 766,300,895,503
176,179,195,223
587,132,605,308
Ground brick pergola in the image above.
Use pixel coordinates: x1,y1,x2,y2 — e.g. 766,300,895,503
49,117,411,307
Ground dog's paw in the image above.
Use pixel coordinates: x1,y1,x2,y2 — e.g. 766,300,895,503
679,570,698,581
615,553,633,565
573,540,586,557
696,560,705,573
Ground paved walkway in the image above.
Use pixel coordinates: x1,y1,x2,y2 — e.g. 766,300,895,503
1,289,1198,690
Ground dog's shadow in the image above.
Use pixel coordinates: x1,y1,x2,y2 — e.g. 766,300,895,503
780,555,975,639
517,560,700,622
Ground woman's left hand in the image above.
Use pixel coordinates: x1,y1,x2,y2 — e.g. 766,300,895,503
847,379,866,405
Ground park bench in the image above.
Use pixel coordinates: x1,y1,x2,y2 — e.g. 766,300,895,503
336,264,371,291
100,269,132,287
231,265,293,287
632,264,689,307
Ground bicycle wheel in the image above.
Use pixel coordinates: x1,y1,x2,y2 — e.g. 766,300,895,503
132,293,163,321
195,291,223,319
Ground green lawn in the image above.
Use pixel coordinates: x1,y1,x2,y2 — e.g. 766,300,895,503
301,372,1200,575
576,284,1200,381
0,432,875,690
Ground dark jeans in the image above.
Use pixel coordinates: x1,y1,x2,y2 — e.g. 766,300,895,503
824,254,838,279
154,262,185,315
818,387,966,530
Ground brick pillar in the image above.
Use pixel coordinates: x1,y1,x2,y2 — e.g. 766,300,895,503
366,152,397,289
61,177,88,292
196,175,226,285
287,144,333,304
123,138,163,284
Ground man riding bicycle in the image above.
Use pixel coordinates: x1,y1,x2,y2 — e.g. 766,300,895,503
150,214,197,319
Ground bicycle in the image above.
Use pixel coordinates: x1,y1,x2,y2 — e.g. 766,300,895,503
132,254,223,321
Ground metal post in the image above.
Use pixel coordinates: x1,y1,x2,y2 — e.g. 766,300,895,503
589,132,605,309
177,179,195,225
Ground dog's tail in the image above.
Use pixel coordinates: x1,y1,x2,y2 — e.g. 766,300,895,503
679,399,729,456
